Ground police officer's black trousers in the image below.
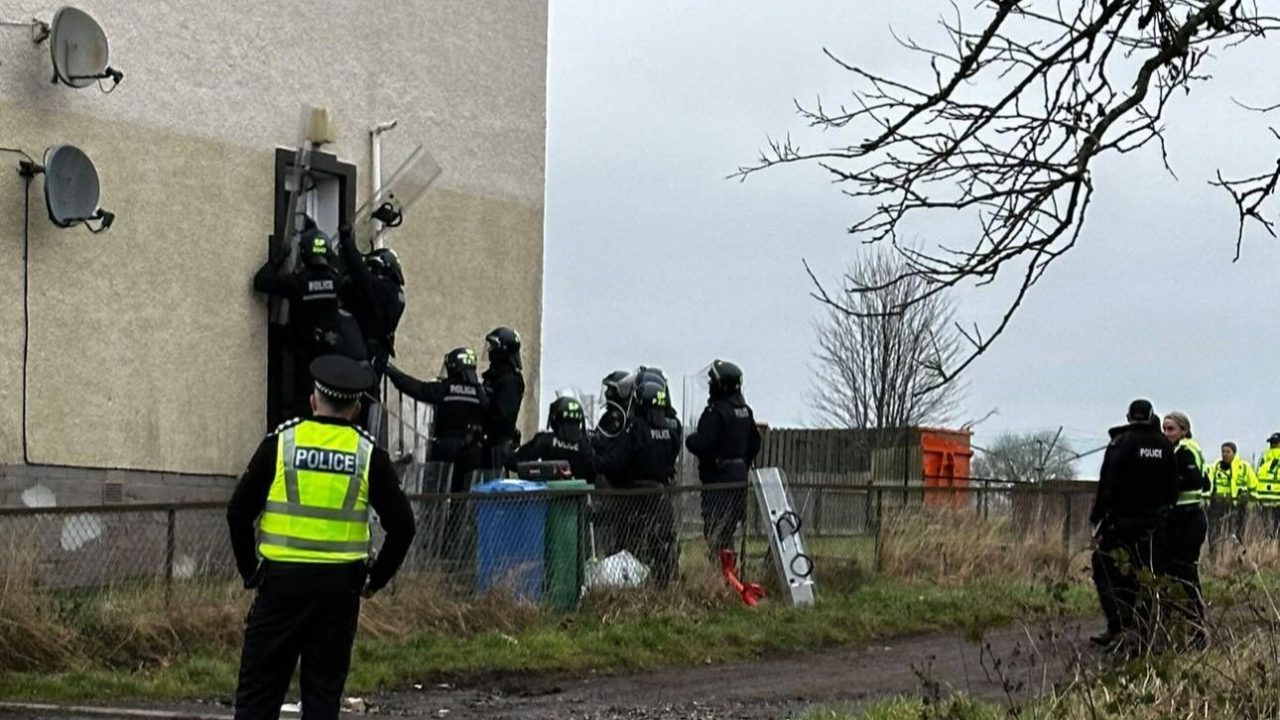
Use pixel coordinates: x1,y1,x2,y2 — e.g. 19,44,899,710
234,561,365,720
1207,500,1244,545
1091,528,1156,640
626,483,678,587
1160,505,1207,635
430,440,484,571
700,483,746,556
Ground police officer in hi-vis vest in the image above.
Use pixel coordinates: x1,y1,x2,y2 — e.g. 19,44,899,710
227,355,415,720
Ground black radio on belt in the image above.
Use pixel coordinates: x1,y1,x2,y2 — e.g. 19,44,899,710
516,460,573,481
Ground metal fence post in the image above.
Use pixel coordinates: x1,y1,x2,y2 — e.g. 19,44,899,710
873,488,884,573
1061,490,1072,552
164,507,176,609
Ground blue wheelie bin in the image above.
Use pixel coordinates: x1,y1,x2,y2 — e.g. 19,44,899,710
472,479,547,602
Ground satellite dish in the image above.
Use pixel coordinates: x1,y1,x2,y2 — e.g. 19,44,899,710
42,144,113,231
48,6,122,89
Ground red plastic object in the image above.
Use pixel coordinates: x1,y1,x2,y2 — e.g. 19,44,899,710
720,549,765,607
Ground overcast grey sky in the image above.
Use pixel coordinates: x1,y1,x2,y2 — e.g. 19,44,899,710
540,1,1280,472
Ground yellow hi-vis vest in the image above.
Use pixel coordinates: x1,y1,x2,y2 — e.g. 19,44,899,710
1253,448,1280,505
1207,457,1255,500
258,420,374,563
1175,438,1205,506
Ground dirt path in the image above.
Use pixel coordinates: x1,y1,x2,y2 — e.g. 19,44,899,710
370,618,1101,719
0,619,1101,720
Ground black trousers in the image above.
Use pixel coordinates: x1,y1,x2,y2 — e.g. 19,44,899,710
1159,505,1207,633
1091,526,1156,638
700,484,746,555
234,561,365,720
623,483,678,587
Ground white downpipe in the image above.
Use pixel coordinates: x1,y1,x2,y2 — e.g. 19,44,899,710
369,119,399,249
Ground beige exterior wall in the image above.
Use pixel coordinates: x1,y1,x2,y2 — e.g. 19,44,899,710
0,1,547,475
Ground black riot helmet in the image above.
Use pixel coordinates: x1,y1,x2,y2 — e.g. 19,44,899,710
708,360,744,396
442,347,479,385
300,225,332,269
636,379,672,427
601,370,631,404
485,326,522,370
548,396,586,444
634,366,668,392
366,247,405,286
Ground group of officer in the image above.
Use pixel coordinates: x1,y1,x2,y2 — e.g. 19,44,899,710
1088,399,1280,653
225,345,760,718
253,219,406,418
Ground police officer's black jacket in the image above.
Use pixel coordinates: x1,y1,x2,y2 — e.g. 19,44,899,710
386,367,488,440
482,362,525,443
338,234,405,361
226,416,415,593
596,403,627,439
1173,444,1210,498
1089,421,1178,528
685,394,762,484
514,431,597,479
598,414,683,486
253,255,341,340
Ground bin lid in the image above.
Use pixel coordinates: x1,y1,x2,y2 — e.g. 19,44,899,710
545,479,593,491
471,479,547,494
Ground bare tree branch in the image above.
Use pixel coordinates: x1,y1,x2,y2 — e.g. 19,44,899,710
736,0,1279,394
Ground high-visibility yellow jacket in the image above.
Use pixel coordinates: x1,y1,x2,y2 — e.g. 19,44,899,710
258,419,374,563
1207,456,1256,500
1174,438,1206,506
1253,448,1280,505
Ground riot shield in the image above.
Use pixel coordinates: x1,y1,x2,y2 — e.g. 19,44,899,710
270,104,325,325
351,145,442,252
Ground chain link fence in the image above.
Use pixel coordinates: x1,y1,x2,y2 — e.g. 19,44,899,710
5,475,1279,612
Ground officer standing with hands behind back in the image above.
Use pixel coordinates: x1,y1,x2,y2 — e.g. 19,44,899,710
227,355,415,720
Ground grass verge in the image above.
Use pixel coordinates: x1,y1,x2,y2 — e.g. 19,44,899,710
0,577,1095,702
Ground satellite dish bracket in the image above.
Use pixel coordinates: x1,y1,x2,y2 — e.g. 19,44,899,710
0,17,49,43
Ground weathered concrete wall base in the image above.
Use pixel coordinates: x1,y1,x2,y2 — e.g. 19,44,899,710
0,464,235,508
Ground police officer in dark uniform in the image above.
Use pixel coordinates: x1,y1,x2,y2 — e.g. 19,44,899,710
385,348,488,492
595,370,633,441
591,371,633,555
686,360,762,559
1159,410,1210,646
337,226,406,373
1088,399,1177,651
227,355,415,720
481,327,525,470
512,396,597,479
255,224,366,415
598,378,683,586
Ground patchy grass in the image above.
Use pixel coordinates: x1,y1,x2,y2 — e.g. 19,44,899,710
0,577,1095,702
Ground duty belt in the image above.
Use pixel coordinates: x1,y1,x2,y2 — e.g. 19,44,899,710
1176,490,1205,506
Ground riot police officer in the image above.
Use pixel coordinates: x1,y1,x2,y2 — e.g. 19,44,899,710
481,327,525,470
385,348,488,492
1089,399,1178,651
254,224,366,415
227,355,414,720
512,396,596,479
338,226,406,373
596,370,633,440
598,377,683,586
685,360,762,558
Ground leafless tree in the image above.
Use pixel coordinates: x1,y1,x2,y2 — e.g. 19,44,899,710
811,246,964,430
972,430,1078,482
736,1,1280,391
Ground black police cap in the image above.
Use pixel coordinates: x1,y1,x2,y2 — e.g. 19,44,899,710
1126,398,1154,423
310,355,376,401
